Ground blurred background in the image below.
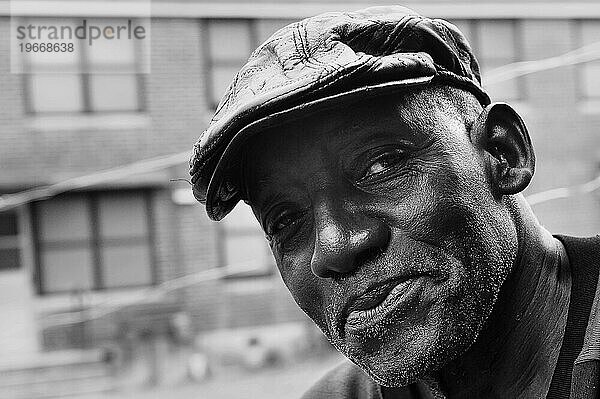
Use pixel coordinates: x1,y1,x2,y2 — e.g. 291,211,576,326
0,0,599,398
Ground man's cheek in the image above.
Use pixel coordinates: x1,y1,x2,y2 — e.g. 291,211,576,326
280,268,329,330
377,173,457,241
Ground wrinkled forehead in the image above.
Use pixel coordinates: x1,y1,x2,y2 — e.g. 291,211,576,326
250,96,421,148
240,91,467,199
249,90,456,148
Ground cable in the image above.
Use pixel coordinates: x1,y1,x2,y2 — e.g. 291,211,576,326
2,36,600,338
0,151,190,212
486,41,600,85
526,174,600,206
2,41,600,212
35,172,599,332
39,260,267,330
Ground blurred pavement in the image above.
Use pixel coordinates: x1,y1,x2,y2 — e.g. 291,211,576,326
92,352,344,399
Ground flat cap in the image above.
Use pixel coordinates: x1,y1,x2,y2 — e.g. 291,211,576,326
190,5,490,220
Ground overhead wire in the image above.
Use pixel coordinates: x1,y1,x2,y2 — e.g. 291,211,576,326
0,151,189,212
39,260,266,330
526,174,600,206
2,41,600,212
2,37,600,335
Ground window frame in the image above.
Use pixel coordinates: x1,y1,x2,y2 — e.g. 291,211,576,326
575,19,600,101
449,18,524,102
0,210,22,271
216,206,275,280
202,18,259,109
203,17,525,107
32,189,157,295
22,17,147,115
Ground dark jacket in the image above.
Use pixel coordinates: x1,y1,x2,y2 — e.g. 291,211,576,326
302,235,600,399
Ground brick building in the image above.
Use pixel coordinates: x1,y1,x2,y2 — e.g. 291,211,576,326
0,0,599,390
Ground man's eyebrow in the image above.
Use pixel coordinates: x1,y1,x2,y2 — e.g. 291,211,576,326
250,176,286,210
239,150,278,201
335,124,420,155
251,189,290,228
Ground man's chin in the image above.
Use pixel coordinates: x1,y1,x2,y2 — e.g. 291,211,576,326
355,356,420,388
343,337,439,388
339,315,482,388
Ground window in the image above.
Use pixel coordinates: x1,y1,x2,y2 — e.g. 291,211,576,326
449,19,521,101
0,211,21,271
23,18,145,114
449,20,475,46
204,19,296,108
33,190,155,294
219,203,274,278
205,19,254,107
579,21,600,99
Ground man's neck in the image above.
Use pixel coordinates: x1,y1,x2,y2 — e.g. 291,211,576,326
435,196,572,399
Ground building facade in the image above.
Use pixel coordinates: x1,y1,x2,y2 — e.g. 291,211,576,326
0,0,599,375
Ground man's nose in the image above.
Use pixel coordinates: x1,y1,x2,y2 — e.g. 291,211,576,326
310,205,390,279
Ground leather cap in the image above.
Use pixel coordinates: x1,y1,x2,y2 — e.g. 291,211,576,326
190,5,490,220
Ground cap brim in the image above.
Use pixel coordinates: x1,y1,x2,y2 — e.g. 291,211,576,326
205,76,436,220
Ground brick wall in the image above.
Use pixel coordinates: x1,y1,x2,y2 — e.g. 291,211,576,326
0,17,206,187
0,17,30,189
147,18,208,156
519,20,600,236
1,10,599,350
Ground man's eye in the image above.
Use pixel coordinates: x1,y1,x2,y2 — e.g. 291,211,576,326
362,149,405,179
274,215,294,232
267,211,302,237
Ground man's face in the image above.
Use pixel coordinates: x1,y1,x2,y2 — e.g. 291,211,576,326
242,91,518,386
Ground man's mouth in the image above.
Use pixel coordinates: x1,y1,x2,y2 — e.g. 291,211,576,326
344,276,425,334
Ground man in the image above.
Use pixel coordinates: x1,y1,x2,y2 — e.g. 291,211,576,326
189,6,600,399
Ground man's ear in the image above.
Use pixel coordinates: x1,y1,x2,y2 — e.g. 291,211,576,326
470,102,535,195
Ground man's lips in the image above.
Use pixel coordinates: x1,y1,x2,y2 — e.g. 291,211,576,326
343,275,426,333
347,278,411,313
